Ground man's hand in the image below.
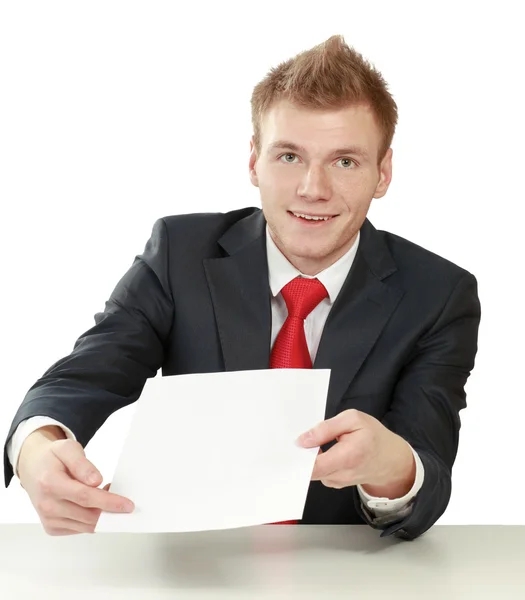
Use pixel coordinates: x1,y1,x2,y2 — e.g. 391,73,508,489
297,409,416,499
17,427,134,536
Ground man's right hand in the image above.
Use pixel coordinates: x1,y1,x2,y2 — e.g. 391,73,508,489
17,426,134,536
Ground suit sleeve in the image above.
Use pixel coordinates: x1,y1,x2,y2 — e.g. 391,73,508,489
3,218,174,487
354,271,481,540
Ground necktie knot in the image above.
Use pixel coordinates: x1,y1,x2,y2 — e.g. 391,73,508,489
281,277,328,320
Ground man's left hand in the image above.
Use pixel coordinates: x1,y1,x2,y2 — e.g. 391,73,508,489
297,409,416,499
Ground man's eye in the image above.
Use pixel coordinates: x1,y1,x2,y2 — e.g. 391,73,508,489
280,153,298,163
337,158,356,169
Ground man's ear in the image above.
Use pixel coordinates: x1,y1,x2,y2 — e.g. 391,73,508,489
249,136,259,187
373,147,393,199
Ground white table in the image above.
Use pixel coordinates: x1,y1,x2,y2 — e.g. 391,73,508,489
1,524,524,599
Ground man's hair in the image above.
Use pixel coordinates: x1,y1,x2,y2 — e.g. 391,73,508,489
250,35,398,164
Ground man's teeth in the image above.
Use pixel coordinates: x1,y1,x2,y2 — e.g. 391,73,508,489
292,212,331,221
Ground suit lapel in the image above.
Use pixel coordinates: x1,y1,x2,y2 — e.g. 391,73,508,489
313,220,404,418
203,210,272,371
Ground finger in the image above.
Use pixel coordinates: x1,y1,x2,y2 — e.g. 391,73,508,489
52,472,134,513
297,409,363,448
310,441,355,481
45,517,96,535
51,440,103,487
57,500,101,525
44,528,77,537
36,495,100,525
320,472,356,489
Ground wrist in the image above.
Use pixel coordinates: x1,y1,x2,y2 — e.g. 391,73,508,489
17,426,66,477
361,444,416,499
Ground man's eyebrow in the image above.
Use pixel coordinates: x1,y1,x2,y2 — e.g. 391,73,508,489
267,140,369,159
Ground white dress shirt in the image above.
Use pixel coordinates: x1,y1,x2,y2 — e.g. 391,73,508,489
7,225,424,520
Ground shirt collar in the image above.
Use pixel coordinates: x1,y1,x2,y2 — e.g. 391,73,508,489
266,225,360,304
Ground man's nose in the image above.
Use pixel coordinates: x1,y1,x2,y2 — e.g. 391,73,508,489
297,166,332,202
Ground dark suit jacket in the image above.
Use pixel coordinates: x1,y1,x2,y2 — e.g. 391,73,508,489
3,208,481,540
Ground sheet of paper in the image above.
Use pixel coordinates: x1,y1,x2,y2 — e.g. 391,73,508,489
96,368,330,533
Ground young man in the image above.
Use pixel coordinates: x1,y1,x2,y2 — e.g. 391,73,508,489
4,35,481,540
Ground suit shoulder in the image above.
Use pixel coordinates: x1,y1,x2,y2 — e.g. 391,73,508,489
151,207,259,253
378,228,476,284
161,207,259,235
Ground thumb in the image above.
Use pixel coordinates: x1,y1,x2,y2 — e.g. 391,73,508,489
51,439,103,487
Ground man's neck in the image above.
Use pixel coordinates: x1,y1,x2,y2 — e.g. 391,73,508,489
272,234,360,277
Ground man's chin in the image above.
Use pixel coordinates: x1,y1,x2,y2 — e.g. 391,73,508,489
280,241,333,262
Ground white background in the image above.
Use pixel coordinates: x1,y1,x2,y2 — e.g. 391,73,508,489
0,1,523,525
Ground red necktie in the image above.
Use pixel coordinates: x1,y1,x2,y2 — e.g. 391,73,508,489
269,276,328,524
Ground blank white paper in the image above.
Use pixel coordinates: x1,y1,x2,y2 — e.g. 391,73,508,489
96,368,330,533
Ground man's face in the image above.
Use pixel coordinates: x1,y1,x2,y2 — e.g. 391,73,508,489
249,100,392,275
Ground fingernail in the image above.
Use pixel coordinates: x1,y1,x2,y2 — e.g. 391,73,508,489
298,430,314,445
87,471,100,485
122,501,134,513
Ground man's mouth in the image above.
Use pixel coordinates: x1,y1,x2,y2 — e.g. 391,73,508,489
288,211,337,223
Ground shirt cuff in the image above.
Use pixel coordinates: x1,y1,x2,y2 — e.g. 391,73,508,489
357,446,424,516
6,417,77,478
